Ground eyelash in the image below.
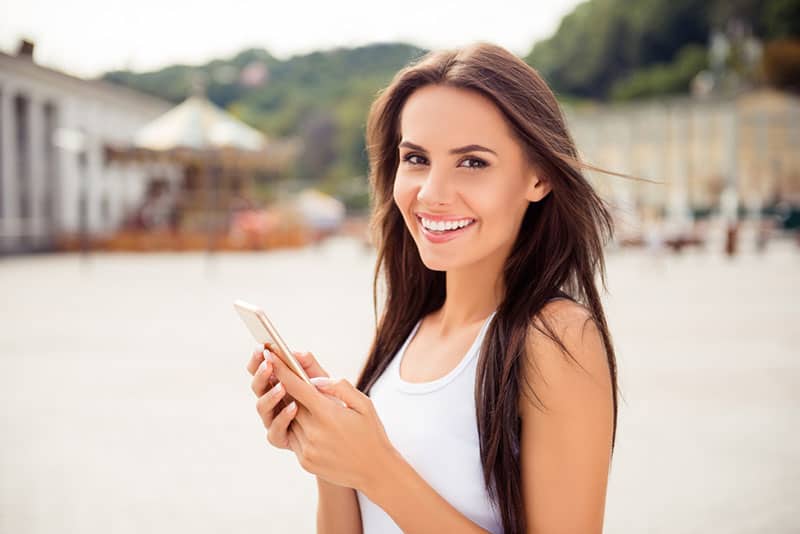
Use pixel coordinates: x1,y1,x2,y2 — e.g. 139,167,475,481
401,153,488,170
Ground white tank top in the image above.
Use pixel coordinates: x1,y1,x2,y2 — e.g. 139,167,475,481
356,311,503,534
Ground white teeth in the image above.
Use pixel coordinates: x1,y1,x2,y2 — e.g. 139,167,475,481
419,217,475,232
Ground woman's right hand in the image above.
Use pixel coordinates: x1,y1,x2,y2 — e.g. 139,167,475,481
246,343,330,450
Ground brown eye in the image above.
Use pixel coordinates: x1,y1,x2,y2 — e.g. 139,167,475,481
402,153,427,165
459,157,487,170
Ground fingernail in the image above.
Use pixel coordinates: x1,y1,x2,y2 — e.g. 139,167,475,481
270,382,283,396
258,360,267,372
287,401,297,412
310,376,332,387
263,350,275,362
255,343,264,353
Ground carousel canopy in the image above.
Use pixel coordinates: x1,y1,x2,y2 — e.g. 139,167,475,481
134,95,266,152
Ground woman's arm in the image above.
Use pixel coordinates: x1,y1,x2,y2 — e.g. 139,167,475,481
520,300,615,533
269,355,491,534
317,477,362,534
362,448,491,534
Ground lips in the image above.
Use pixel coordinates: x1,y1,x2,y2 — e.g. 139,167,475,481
415,212,472,219
415,214,477,244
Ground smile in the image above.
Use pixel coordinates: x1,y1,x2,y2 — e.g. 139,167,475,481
415,214,476,243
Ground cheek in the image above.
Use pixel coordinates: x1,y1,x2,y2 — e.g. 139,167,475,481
468,180,528,232
392,173,416,216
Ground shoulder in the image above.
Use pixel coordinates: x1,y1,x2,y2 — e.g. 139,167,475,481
518,298,615,530
532,297,596,341
520,298,611,412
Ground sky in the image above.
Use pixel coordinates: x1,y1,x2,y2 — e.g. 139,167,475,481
0,0,582,78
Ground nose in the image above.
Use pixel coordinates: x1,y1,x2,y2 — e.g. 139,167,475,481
416,164,453,206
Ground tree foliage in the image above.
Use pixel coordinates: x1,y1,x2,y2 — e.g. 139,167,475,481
525,0,799,100
102,0,799,207
103,43,426,210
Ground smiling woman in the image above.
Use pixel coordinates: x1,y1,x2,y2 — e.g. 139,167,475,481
393,84,552,271
247,41,618,534
356,42,618,534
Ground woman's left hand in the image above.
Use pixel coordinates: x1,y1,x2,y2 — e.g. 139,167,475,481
265,349,396,491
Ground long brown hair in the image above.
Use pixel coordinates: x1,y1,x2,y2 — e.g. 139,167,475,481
356,42,619,534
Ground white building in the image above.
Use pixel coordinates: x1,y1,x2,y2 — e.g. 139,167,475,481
564,90,800,239
0,41,177,254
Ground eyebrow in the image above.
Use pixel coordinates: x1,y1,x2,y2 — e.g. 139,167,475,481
398,140,498,157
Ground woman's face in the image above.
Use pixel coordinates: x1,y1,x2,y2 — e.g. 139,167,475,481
393,84,549,272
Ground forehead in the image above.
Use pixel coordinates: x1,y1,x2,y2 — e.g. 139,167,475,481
398,84,515,149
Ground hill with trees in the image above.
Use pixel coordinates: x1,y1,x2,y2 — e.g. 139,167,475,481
101,0,799,209
525,0,799,100
104,43,426,209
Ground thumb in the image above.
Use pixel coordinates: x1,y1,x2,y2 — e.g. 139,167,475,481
310,377,368,414
294,351,328,378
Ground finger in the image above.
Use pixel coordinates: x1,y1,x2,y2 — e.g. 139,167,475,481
290,416,308,445
267,350,322,413
314,378,369,415
250,357,275,396
287,426,302,455
293,351,328,378
267,400,298,448
310,377,348,408
289,414,310,460
292,402,313,428
255,381,286,428
246,343,267,375
288,416,309,458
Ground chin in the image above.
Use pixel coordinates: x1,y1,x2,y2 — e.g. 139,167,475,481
416,244,473,272
419,255,450,272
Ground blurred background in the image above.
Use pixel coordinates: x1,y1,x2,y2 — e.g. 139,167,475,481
0,0,798,532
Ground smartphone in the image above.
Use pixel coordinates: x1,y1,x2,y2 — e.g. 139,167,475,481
233,299,311,385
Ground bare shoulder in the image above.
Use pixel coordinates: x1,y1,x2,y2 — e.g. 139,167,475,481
518,298,615,531
533,297,596,337
521,298,611,411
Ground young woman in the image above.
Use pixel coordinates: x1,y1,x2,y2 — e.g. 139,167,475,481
246,42,618,534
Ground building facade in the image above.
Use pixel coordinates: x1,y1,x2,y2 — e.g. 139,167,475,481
564,90,800,239
0,43,177,254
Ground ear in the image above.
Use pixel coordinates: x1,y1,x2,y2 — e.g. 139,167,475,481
525,171,551,203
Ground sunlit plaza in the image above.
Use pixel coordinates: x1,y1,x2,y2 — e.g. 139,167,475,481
1,237,797,533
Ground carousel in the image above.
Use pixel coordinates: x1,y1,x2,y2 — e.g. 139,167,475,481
102,93,310,251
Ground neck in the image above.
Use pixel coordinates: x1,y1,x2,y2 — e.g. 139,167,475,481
434,244,507,335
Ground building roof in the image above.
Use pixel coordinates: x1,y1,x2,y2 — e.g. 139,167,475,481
0,49,172,114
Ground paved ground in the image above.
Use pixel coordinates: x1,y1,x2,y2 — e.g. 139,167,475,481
1,237,797,533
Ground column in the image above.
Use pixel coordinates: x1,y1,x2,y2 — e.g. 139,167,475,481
86,134,104,236
27,92,46,246
56,97,82,237
42,101,60,237
0,85,19,251
721,103,739,224
669,104,693,235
